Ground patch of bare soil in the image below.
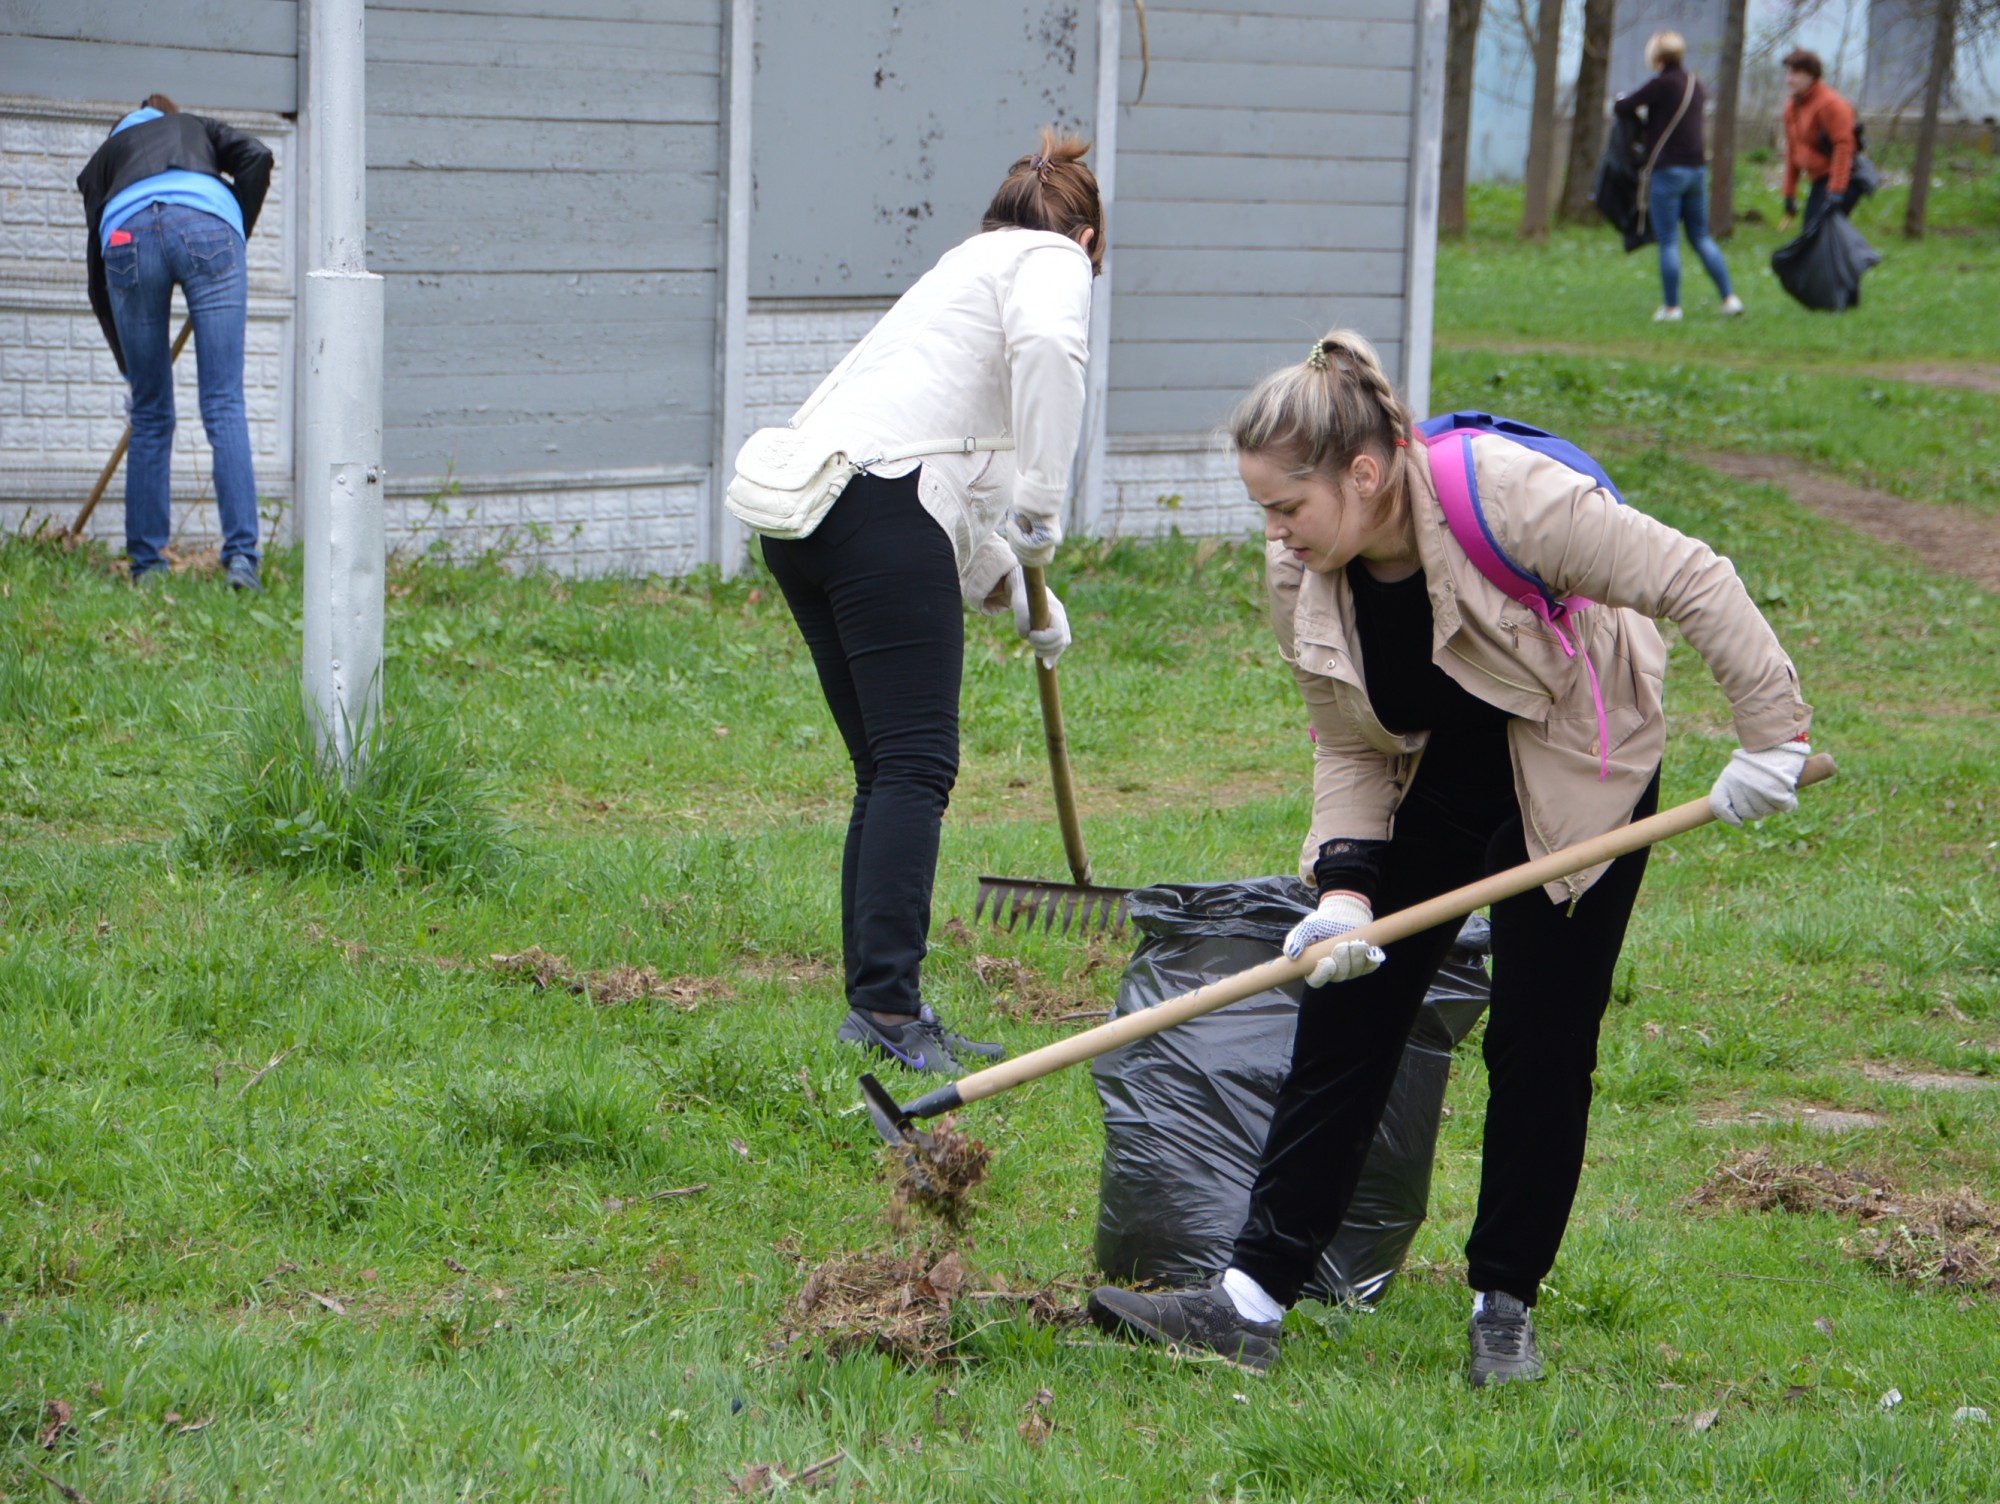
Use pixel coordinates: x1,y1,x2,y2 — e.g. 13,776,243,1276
1865,362,2000,395
1690,1151,2000,1298
1858,1061,1997,1092
1695,451,2000,592
489,947,730,1009
1699,1102,1888,1132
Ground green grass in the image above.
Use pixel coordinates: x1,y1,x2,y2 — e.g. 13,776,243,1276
2,166,1998,1500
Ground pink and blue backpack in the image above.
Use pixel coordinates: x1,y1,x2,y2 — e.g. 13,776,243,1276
1416,411,1625,778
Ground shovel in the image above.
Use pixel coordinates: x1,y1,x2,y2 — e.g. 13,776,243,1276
871,753,1838,1171
973,564,1130,935
65,317,194,549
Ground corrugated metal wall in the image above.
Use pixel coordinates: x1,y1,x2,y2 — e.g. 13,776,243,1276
366,0,723,484
0,0,299,112
1108,0,1418,438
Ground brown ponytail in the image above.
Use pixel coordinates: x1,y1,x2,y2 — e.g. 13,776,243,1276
1229,329,1413,523
142,93,180,113
982,127,1106,275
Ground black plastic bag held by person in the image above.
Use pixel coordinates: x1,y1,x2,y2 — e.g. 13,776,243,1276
1093,877,1491,1306
1771,210,1882,312
1590,113,1655,253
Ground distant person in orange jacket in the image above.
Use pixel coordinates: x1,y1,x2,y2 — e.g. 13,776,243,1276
1779,50,1859,235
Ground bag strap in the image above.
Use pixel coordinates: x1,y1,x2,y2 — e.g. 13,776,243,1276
1635,75,1698,230
855,435,1015,470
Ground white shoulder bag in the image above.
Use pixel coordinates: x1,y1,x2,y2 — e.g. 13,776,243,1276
725,429,1014,540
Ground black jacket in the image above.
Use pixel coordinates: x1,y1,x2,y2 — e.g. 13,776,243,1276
1613,68,1706,171
75,112,274,374
1591,112,1655,253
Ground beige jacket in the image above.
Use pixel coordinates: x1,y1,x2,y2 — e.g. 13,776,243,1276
1271,432,1811,904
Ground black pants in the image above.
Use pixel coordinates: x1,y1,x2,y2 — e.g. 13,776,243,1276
761,470,961,1018
1230,756,1662,1308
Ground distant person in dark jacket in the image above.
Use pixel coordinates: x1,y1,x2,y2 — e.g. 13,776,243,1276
1779,50,1860,234
1614,31,1742,324
75,94,274,591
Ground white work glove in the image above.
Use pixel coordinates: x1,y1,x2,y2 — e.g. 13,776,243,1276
1007,568,1071,670
1002,510,1062,568
1708,739,1811,827
1283,892,1386,989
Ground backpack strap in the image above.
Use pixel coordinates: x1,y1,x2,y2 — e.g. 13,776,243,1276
1419,428,1611,781
1420,428,1590,626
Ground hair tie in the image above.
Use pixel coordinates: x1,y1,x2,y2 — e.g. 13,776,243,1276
1029,155,1053,183
1393,437,1408,448
1306,341,1328,372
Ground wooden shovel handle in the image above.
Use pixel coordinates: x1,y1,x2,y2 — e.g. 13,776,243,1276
951,753,1838,1106
1024,565,1091,887
66,318,194,546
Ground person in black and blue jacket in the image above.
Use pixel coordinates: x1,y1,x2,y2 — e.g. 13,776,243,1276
75,94,273,591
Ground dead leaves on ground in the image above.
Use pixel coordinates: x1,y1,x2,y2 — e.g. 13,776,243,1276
490,947,731,1009
788,1244,1079,1367
304,923,733,1011
1690,1151,2000,1298
725,1450,845,1497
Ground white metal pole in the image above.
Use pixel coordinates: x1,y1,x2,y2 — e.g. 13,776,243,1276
1072,0,1121,538
299,0,387,772
1400,0,1449,421
710,0,754,578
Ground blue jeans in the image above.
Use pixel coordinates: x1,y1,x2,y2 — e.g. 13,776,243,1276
1647,164,1733,308
102,201,261,576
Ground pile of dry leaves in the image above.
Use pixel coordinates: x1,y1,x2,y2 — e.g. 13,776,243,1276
1690,1151,2000,1297
788,1245,1078,1366
885,1117,992,1231
490,947,728,1009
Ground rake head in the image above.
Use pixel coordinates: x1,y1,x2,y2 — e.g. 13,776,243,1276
972,876,1130,936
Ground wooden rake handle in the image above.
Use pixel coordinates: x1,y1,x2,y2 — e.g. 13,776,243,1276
1024,565,1091,887
65,318,194,547
935,753,1838,1112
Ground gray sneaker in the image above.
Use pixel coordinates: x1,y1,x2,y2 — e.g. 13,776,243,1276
1469,1291,1546,1387
1088,1274,1282,1374
835,1005,963,1077
226,558,263,593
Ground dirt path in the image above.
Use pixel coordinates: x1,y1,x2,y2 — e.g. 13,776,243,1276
1441,336,2000,396
1696,451,2000,591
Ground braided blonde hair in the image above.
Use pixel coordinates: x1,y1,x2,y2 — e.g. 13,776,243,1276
1229,329,1414,528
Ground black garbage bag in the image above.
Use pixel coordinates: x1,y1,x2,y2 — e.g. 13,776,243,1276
1093,876,1491,1306
1771,210,1882,312
1590,113,1655,253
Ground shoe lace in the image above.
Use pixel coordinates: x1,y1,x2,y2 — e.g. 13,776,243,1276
1475,1310,1527,1358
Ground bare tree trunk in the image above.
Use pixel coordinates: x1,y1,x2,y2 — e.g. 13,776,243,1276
1905,0,1959,239
1440,0,1486,236
1558,0,1616,222
1519,0,1565,238
1709,0,1748,237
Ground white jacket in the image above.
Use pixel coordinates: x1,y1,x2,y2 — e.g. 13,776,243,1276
788,227,1093,604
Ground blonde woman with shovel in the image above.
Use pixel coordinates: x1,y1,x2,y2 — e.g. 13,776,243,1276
747,131,1102,1078
1088,332,1813,1385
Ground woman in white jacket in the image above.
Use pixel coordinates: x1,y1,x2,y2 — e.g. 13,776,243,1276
763,131,1101,1076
